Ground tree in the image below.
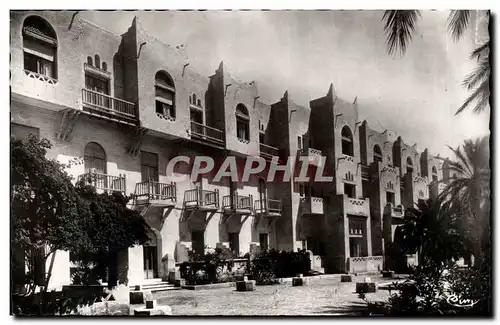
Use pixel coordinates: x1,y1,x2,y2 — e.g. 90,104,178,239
444,135,490,267
11,135,87,296
382,10,490,115
398,198,471,267
71,175,150,288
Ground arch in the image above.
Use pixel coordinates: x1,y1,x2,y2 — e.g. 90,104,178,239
22,15,58,79
236,103,250,141
155,71,176,118
84,142,106,173
143,227,163,279
94,54,100,69
341,125,354,156
87,56,93,66
406,156,414,173
373,144,383,163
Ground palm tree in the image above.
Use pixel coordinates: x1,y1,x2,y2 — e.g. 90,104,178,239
382,10,490,115
443,135,490,266
397,198,471,267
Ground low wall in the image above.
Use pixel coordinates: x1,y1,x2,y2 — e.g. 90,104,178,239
347,256,383,274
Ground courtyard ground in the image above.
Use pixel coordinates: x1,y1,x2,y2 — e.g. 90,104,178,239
156,274,395,316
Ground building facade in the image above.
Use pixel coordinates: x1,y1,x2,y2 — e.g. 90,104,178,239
10,11,451,289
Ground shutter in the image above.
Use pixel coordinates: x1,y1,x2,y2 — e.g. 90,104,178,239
23,38,55,62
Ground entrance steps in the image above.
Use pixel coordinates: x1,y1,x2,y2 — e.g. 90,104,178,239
129,278,180,293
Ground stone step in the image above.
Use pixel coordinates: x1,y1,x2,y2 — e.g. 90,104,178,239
129,282,180,292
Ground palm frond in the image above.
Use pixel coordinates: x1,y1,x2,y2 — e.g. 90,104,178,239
462,57,490,91
470,41,490,61
447,10,471,41
455,78,490,115
382,10,420,55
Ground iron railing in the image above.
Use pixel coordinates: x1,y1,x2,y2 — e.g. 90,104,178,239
222,194,253,211
254,198,282,214
190,121,224,144
184,188,220,208
259,143,280,160
134,180,176,202
82,88,137,121
78,171,126,193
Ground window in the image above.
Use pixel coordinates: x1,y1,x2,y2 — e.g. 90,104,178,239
298,136,302,150
259,132,264,143
386,192,395,205
192,94,197,105
259,233,269,251
349,238,362,257
94,54,101,69
341,126,354,156
236,104,250,141
11,123,39,141
141,151,159,182
190,108,203,124
84,142,106,173
155,71,176,118
192,231,205,256
373,145,383,163
406,157,414,173
229,233,240,256
22,16,57,79
85,74,109,94
344,183,356,198
432,166,438,182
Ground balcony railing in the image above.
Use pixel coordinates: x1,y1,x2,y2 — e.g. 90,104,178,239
259,143,280,160
78,171,126,193
384,203,404,218
190,121,225,145
82,89,137,125
301,147,323,167
184,188,219,209
254,198,282,216
301,196,324,215
222,194,253,212
134,181,176,205
344,196,370,216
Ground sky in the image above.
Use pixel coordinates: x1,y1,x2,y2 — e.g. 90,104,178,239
79,10,490,158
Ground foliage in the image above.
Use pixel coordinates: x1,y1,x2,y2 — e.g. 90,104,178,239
11,135,87,296
246,249,311,285
382,10,490,115
71,177,150,287
179,247,241,285
398,198,472,266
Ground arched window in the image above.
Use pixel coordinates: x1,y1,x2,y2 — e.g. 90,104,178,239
341,126,354,156
192,93,197,105
102,62,107,71
432,166,438,182
94,54,100,69
197,99,202,107
406,157,413,174
236,104,250,141
84,142,106,173
87,56,93,66
22,16,58,79
155,71,176,118
373,145,383,163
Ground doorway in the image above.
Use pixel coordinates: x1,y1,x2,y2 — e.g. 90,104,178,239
143,246,158,279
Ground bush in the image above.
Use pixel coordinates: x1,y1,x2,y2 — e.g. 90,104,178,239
179,247,244,285
247,249,311,285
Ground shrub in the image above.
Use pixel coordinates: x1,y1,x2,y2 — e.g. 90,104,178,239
247,249,311,285
179,247,243,285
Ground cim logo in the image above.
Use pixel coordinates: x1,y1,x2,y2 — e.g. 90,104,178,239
445,294,480,308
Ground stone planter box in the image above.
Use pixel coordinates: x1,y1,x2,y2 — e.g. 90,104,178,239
133,305,172,316
356,282,377,293
182,282,236,291
341,274,353,282
292,277,309,286
236,280,256,292
129,290,153,305
174,279,185,287
382,270,394,278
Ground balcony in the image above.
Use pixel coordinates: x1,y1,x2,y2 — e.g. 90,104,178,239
78,171,126,193
301,148,323,167
343,195,370,216
184,188,219,211
254,198,282,217
222,194,253,214
82,89,138,126
190,121,225,148
259,143,280,161
383,203,404,218
300,196,324,215
134,181,176,207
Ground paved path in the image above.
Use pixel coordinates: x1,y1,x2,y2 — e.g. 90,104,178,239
156,275,395,316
